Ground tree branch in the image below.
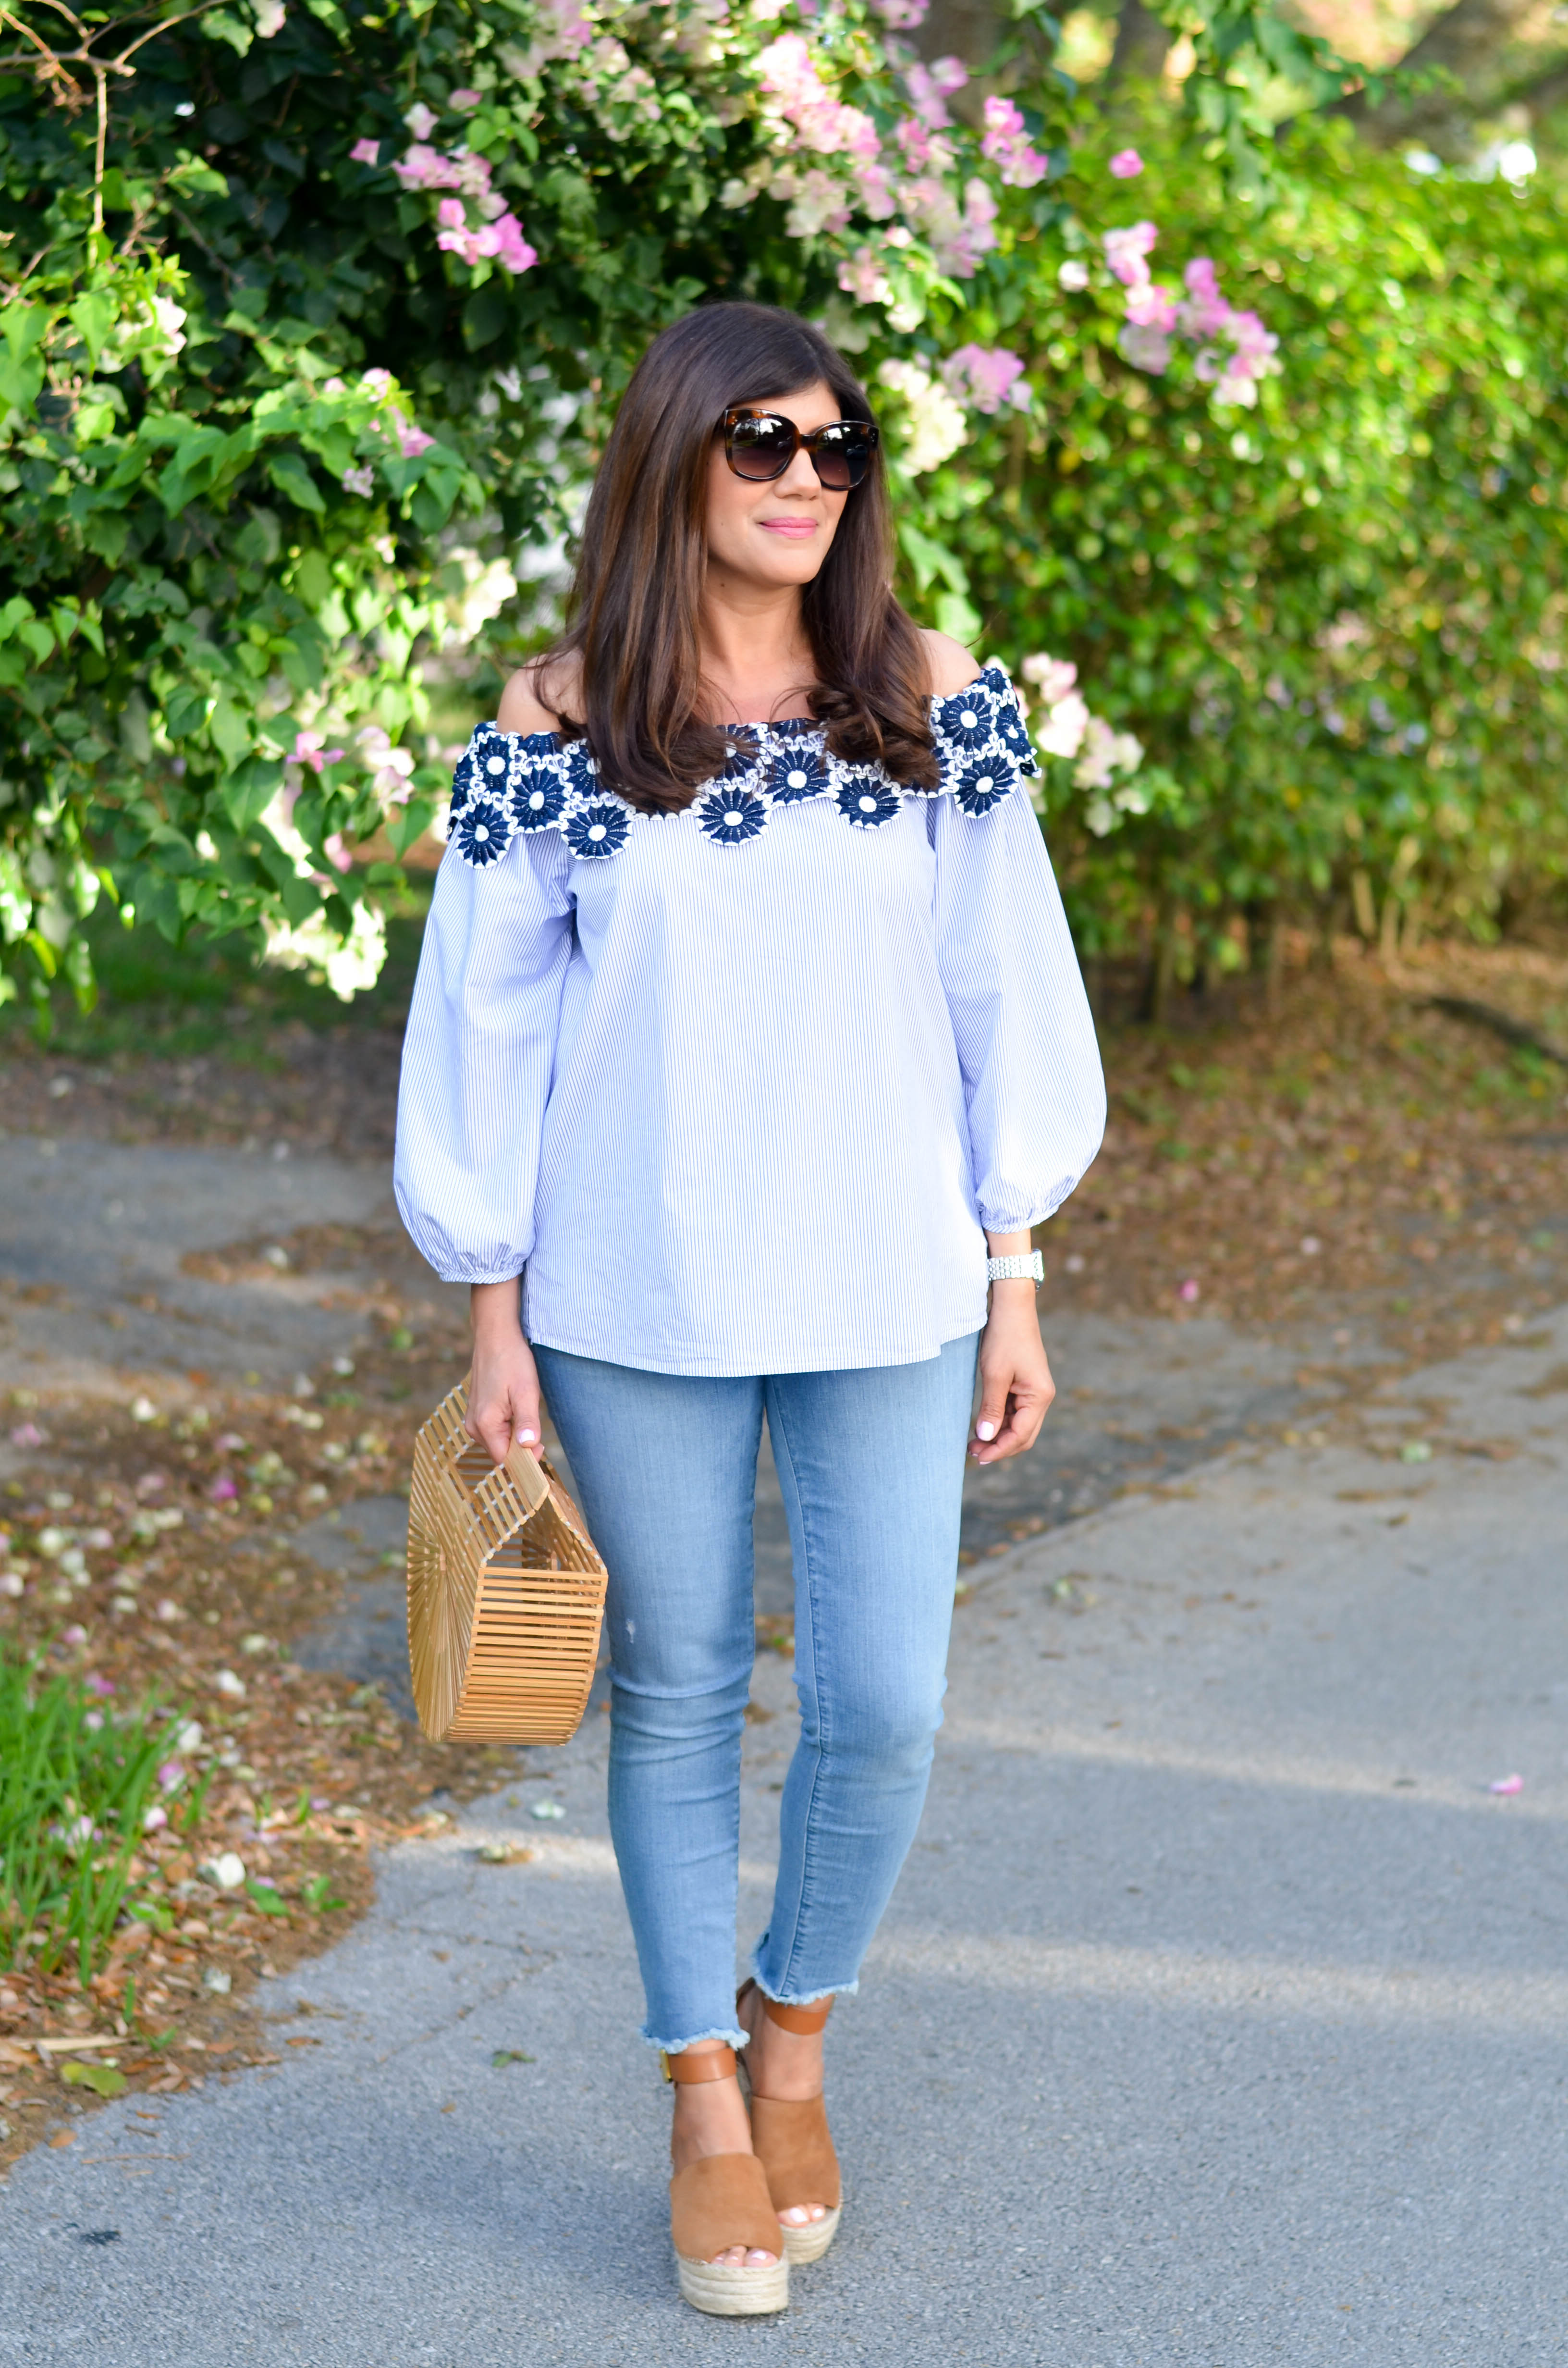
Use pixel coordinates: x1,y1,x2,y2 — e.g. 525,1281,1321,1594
1107,0,1169,88
1333,0,1568,143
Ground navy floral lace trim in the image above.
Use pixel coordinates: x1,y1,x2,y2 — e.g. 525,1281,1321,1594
445,662,1036,867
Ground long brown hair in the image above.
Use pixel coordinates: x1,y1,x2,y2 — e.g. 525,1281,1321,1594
539,302,938,809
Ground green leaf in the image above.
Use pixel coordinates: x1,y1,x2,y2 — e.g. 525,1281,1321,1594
898,523,969,598
933,591,982,643
66,293,116,366
165,687,214,741
267,454,326,516
244,1879,290,1916
462,286,511,352
202,8,255,53
209,698,253,766
62,2060,127,2098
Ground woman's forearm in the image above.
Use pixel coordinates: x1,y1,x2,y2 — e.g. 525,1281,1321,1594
466,1278,541,1461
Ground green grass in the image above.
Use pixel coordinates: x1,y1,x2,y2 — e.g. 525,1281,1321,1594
0,1649,190,1985
2,890,431,1064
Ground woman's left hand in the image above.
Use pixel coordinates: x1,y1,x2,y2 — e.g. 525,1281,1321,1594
970,1280,1056,1463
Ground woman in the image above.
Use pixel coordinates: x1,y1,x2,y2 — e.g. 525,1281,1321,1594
394,302,1104,2315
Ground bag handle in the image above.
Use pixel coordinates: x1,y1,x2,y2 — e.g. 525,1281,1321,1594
444,1387,549,1520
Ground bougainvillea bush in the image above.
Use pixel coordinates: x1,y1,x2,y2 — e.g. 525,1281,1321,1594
939,116,1568,987
1,0,1565,1017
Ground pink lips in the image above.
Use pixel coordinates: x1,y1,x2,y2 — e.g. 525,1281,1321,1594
759,517,818,538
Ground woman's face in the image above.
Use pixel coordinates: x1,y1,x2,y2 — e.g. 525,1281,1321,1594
703,379,850,595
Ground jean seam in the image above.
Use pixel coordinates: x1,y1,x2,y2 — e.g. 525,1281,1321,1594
761,1385,828,1991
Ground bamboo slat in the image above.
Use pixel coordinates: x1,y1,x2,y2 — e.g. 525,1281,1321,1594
406,1383,608,1744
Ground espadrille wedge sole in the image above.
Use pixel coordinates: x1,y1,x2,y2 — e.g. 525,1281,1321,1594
673,2241,790,2317
666,2048,789,2317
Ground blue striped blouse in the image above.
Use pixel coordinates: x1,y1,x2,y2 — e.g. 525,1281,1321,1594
393,662,1105,1377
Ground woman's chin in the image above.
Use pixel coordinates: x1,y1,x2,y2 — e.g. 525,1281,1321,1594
734,544,829,592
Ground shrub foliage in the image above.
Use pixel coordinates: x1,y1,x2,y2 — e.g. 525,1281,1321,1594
0,0,1564,1016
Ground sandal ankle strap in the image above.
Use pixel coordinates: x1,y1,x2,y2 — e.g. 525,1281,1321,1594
763,1998,833,2035
736,1979,834,2037
662,2045,738,2085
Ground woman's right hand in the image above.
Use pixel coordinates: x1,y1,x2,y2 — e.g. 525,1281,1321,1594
466,1280,542,1464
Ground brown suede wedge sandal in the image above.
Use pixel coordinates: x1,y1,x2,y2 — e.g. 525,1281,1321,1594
735,1981,844,2267
663,2045,790,2317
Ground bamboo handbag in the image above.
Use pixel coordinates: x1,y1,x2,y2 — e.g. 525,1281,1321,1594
405,1382,608,1744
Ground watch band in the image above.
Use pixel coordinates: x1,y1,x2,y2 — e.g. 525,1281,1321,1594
986,1250,1044,1286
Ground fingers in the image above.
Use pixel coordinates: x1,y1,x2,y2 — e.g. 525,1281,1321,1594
972,1363,1010,1445
970,1361,1056,1463
464,1378,541,1466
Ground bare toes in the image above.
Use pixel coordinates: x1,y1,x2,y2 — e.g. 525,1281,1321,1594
745,2248,778,2269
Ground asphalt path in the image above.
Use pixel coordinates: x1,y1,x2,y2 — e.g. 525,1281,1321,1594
3,1303,1565,2365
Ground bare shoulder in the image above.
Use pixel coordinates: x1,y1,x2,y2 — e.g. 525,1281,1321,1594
496,652,583,736
919,627,984,699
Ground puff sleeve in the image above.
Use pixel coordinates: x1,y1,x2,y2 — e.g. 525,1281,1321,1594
393,825,575,1283
930,780,1106,1233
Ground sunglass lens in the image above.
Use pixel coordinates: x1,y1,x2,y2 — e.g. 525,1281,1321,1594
728,415,795,480
810,425,872,490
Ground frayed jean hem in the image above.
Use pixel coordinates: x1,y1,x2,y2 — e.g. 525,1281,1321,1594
748,1956,860,2008
642,2023,748,2056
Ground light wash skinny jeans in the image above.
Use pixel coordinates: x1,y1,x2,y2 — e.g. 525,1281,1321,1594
533,1335,979,2054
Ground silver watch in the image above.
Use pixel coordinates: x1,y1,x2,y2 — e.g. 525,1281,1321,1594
986,1250,1044,1286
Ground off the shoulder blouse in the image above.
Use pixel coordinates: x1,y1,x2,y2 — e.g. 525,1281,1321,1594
394,662,1105,1377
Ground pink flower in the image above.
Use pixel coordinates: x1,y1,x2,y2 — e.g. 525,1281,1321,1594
894,117,953,173
8,1421,45,1449
903,54,966,130
360,367,394,398
1109,148,1143,179
86,1673,115,1697
143,1804,168,1833
396,421,436,458
1103,221,1158,287
393,143,464,192
1022,653,1078,705
208,1472,238,1503
489,212,538,275
157,1759,186,1791
323,833,354,875
63,1624,87,1646
450,87,481,110
1178,256,1230,338
436,202,536,275
758,35,881,161
288,731,346,774
350,137,381,166
1178,1279,1200,1303
980,96,1048,190
858,164,896,221
942,343,1029,415
949,179,998,276
1125,281,1176,332
838,246,891,305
